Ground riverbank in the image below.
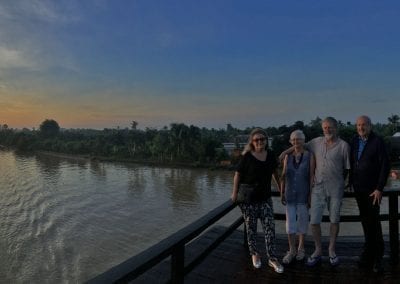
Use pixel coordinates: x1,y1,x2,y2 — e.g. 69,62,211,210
35,150,233,171
21,149,400,173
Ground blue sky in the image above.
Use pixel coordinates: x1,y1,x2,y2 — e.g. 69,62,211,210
1,0,399,129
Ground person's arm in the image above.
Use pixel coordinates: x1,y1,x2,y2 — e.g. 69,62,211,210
231,172,240,203
342,141,351,184
348,139,355,191
278,146,294,162
279,141,311,162
280,155,288,205
272,168,280,191
309,152,316,186
371,137,391,205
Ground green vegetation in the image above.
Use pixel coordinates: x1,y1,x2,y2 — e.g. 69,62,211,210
39,119,60,138
0,115,399,167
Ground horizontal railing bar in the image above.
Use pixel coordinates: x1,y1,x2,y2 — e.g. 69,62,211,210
87,200,237,284
269,188,400,197
184,216,244,275
273,213,398,222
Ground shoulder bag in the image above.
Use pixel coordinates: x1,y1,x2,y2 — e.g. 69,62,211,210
236,183,256,204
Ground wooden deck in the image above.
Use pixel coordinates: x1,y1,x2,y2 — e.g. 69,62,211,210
133,226,400,284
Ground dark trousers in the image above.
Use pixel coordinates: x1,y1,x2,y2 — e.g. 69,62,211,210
355,192,384,262
239,199,276,258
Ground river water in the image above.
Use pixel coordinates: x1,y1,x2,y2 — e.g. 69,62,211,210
0,150,398,283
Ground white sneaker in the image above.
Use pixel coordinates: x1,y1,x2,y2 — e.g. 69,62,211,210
282,251,296,264
268,257,284,273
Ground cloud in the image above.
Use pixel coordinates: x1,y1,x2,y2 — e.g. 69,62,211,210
0,1,83,24
0,46,36,69
0,1,88,76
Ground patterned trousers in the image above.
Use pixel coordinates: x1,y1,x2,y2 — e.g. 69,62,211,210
239,198,276,258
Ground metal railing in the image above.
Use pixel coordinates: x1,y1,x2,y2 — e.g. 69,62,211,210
87,188,400,284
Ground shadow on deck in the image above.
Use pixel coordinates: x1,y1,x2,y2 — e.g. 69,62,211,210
135,226,400,283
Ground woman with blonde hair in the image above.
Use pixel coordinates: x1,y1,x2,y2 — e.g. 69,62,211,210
231,128,284,273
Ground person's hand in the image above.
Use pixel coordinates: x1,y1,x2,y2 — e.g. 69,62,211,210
278,148,293,162
281,194,286,206
231,191,238,203
370,189,382,206
345,183,353,192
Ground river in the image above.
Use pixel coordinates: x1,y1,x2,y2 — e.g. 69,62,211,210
0,150,398,283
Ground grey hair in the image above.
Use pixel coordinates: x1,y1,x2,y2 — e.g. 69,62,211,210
290,129,305,141
322,116,338,129
357,115,372,126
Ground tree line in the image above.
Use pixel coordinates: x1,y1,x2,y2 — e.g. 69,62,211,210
0,115,399,167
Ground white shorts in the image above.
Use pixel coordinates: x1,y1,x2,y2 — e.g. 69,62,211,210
285,203,309,234
310,184,342,224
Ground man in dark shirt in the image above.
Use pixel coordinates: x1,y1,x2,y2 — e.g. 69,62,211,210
349,115,390,273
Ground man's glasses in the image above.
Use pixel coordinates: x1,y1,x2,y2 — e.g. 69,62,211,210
252,137,266,143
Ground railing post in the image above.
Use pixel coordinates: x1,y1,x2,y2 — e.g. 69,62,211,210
388,191,399,264
171,245,185,284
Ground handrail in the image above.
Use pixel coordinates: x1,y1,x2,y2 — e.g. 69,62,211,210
87,188,400,283
87,200,239,284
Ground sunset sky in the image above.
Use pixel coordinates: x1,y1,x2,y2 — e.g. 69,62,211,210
1,0,399,130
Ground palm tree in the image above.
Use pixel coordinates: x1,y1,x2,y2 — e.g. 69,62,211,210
131,121,138,130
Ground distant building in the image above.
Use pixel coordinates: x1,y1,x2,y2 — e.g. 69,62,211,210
222,142,247,156
222,135,273,156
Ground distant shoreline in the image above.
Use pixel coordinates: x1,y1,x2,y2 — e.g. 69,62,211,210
36,151,91,162
35,150,231,171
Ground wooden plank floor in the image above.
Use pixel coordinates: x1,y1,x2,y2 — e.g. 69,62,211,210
133,226,400,283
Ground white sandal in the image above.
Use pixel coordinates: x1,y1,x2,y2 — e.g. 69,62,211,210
282,251,296,264
296,249,305,261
